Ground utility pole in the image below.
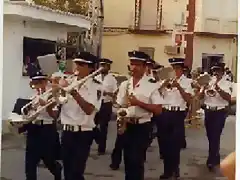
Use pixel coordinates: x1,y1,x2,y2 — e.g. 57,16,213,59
185,0,196,69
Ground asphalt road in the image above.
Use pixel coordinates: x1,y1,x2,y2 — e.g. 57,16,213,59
1,116,235,180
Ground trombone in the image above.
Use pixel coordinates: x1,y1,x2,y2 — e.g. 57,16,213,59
20,67,104,121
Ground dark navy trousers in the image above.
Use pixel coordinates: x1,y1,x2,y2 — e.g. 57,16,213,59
159,109,186,175
123,122,151,180
61,130,94,180
25,124,62,180
95,102,113,153
204,109,227,166
111,132,126,166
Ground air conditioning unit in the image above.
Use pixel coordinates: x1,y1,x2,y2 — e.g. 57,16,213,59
164,45,180,55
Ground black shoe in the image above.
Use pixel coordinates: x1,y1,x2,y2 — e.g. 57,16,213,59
173,170,180,179
207,164,216,172
54,164,62,180
159,174,172,179
109,164,119,170
160,154,164,159
181,142,187,149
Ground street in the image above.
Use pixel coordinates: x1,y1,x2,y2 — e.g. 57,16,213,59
1,116,235,180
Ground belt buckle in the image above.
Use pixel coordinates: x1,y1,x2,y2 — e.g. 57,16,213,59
171,106,179,111
65,125,80,132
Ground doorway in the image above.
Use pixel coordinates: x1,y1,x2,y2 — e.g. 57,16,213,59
202,53,224,73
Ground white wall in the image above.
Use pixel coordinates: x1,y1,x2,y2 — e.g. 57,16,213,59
196,0,238,34
3,16,69,120
193,36,236,69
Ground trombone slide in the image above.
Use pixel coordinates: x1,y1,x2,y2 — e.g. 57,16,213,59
63,67,104,93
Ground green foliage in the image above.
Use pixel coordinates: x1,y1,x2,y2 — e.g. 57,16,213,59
32,0,89,15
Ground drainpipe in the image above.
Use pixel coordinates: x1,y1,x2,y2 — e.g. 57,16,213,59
97,0,104,58
185,0,196,69
159,0,163,29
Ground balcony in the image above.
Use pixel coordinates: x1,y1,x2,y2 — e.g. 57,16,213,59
129,0,188,34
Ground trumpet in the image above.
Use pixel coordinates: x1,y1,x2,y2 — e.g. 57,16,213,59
157,67,177,89
21,67,103,122
206,76,217,97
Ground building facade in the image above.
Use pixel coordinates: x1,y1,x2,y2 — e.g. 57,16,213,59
101,0,237,76
3,0,90,123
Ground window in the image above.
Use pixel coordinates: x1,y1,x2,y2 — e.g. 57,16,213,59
140,0,158,30
139,47,155,59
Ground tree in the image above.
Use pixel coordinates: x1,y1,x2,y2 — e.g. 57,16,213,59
32,0,89,15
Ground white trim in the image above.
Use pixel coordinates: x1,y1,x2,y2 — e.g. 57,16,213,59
37,54,56,59
211,66,221,70
129,57,146,61
170,62,184,65
100,62,111,64
4,1,91,29
73,58,92,64
31,76,47,80
146,61,153,64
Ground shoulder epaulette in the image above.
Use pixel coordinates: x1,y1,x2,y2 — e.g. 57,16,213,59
93,78,101,84
148,78,157,83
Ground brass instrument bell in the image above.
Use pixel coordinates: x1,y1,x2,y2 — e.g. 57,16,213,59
196,72,211,86
206,76,217,97
157,67,176,89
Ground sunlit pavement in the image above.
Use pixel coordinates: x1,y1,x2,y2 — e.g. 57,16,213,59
1,115,235,180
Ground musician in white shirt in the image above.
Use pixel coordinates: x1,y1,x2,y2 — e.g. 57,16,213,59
53,52,102,180
145,58,155,78
24,71,62,180
149,64,165,158
95,58,118,155
159,58,193,179
116,50,163,180
199,62,232,171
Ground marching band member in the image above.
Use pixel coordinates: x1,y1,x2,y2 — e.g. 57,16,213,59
145,58,155,77
53,52,102,180
116,50,163,180
94,58,118,155
224,67,233,82
159,58,193,179
150,64,165,159
24,71,62,180
199,62,232,171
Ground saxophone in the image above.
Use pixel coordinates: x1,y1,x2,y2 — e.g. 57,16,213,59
116,80,131,135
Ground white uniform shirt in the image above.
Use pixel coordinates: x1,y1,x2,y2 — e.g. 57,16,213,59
162,74,194,110
95,73,118,103
116,75,164,124
60,78,102,130
204,77,232,107
231,82,237,98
